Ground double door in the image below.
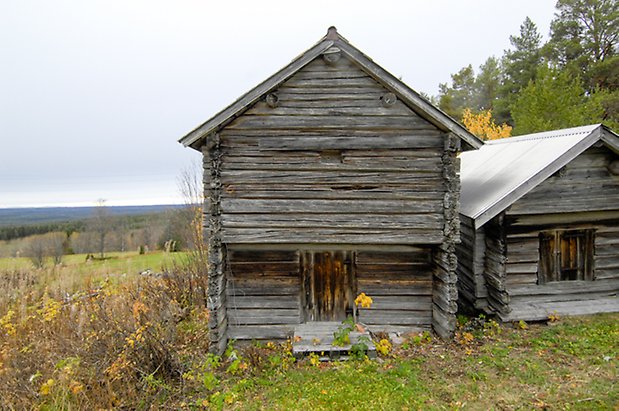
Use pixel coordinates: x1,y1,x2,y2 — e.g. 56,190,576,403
301,251,355,321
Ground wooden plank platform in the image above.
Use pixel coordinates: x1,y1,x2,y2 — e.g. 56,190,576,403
292,322,376,360
499,296,619,322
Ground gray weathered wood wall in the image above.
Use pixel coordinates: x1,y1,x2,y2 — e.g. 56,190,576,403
477,146,619,320
224,248,438,338
507,147,619,215
216,56,448,245
226,249,303,340
356,250,433,334
203,52,461,346
455,215,487,310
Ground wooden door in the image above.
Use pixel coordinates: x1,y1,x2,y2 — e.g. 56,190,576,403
301,251,354,321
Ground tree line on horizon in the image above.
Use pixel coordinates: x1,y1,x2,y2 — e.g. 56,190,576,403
436,0,618,140
0,205,198,267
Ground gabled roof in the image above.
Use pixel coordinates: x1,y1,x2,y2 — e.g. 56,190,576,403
179,27,482,150
460,124,619,229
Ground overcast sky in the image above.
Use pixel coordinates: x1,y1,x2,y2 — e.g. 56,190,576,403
1,0,557,208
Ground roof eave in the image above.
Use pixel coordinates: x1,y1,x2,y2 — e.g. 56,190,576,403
178,38,336,150
179,29,483,151
334,40,483,150
600,124,619,153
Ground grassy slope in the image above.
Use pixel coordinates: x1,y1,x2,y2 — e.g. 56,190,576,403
226,314,618,410
0,251,182,273
0,251,188,306
0,251,186,276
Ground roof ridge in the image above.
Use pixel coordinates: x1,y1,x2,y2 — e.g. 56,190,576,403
486,124,601,145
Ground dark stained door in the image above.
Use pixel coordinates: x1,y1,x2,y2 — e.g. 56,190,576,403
301,251,354,321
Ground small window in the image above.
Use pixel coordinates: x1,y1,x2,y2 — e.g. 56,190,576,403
538,229,594,284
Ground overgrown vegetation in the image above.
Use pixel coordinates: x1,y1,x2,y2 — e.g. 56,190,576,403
1,249,616,410
0,251,208,408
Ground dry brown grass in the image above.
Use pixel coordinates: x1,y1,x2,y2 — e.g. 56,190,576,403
0,256,210,409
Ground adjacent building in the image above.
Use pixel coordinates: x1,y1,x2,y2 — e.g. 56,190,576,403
457,124,619,320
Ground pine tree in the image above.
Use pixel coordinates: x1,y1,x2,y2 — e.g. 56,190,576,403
547,0,618,71
496,17,543,125
438,64,476,119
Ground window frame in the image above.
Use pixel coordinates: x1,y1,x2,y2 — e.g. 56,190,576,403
538,228,595,284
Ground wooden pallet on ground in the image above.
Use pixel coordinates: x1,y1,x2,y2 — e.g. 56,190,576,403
292,321,376,360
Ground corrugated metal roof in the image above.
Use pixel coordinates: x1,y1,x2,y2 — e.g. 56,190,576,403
459,124,618,228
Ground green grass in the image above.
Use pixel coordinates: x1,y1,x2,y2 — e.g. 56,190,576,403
234,360,431,410
0,251,186,274
0,251,189,300
222,314,618,410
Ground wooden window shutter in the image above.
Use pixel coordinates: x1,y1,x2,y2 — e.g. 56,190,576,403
583,229,595,281
538,232,556,284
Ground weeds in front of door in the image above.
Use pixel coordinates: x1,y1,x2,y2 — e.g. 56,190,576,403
331,292,382,359
332,316,355,346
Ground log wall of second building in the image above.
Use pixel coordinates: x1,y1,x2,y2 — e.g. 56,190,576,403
498,145,619,320
482,218,510,316
455,215,487,310
499,218,619,320
508,146,619,215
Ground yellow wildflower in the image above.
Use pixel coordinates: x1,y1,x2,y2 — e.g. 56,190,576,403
354,293,373,309
376,339,392,356
40,379,55,395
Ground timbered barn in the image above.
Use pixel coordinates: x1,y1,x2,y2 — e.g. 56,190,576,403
179,27,482,353
457,124,619,321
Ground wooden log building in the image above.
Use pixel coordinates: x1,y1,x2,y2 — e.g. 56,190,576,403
179,27,482,353
457,124,619,321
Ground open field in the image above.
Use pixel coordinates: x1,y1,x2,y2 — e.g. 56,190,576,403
0,251,186,273
0,251,187,294
0,253,617,409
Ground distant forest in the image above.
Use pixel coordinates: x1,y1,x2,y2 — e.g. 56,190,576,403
0,204,181,228
436,0,618,140
0,204,197,261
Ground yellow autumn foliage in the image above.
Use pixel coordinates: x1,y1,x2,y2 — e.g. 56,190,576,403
38,297,62,322
0,310,16,336
376,339,392,356
462,108,512,140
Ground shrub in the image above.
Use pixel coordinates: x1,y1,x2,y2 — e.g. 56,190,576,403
0,261,210,409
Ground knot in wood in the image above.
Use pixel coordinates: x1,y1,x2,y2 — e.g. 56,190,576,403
380,92,397,107
265,93,279,108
